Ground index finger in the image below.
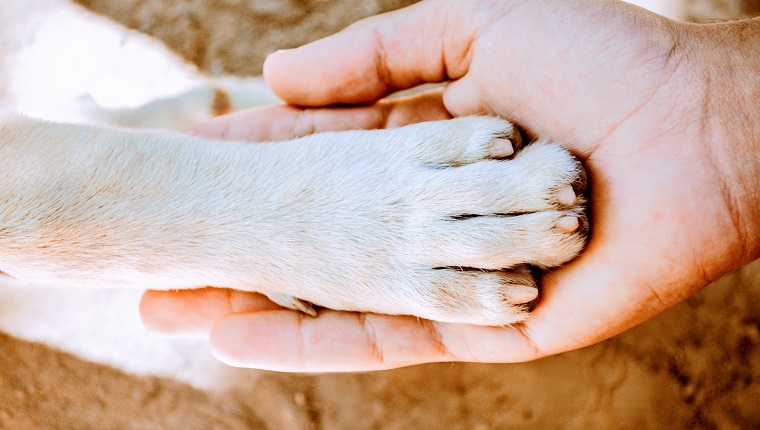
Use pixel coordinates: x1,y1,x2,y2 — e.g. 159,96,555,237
139,288,280,338
189,89,450,141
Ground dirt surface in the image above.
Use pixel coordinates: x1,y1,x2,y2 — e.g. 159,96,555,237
73,0,418,76
686,0,760,19
2,1,760,429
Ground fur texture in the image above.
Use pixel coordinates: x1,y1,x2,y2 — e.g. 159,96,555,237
0,114,587,325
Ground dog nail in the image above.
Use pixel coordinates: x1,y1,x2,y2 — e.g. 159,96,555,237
502,285,539,304
488,138,514,158
556,216,579,233
557,185,576,205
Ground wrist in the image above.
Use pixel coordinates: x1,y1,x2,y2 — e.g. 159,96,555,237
683,17,760,265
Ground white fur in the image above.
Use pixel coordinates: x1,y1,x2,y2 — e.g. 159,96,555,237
0,0,594,384
0,0,279,128
0,0,256,387
0,114,586,326
77,76,281,129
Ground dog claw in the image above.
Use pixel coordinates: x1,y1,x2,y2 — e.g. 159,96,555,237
555,215,579,233
266,293,317,316
557,185,576,205
501,284,539,304
488,138,515,158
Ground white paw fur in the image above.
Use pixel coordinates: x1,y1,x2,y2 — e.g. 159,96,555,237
0,115,587,326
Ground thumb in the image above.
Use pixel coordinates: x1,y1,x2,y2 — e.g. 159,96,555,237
263,0,483,106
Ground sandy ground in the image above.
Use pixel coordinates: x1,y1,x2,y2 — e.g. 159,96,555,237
1,0,759,428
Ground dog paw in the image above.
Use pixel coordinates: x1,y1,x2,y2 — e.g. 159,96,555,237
267,293,317,317
0,115,585,327
395,117,588,324
248,116,589,326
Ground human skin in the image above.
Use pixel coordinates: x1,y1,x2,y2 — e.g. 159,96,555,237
140,0,760,371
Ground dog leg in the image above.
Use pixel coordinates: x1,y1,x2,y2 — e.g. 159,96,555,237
0,115,587,325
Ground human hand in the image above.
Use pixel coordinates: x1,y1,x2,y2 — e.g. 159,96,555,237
141,0,760,371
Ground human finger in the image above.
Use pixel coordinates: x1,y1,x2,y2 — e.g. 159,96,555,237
140,288,280,338
263,1,491,106
208,309,543,372
189,89,450,141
